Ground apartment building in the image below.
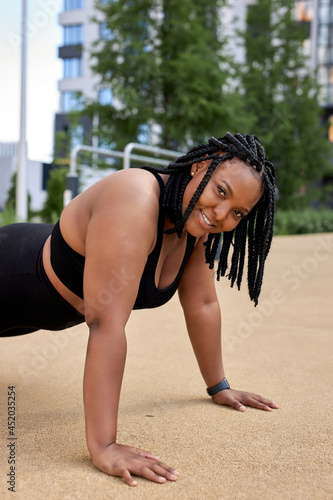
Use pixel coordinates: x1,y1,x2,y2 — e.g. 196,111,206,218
54,0,333,145
55,0,113,148
313,0,333,123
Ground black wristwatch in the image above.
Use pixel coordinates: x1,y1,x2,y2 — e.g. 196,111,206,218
206,378,230,396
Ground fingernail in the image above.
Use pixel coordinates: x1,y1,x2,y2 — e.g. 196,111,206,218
170,474,178,480
159,477,166,482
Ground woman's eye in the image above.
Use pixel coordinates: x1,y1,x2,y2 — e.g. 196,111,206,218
234,210,244,219
217,185,244,219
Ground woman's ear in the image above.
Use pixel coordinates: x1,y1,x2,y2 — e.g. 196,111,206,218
191,159,210,176
191,151,226,176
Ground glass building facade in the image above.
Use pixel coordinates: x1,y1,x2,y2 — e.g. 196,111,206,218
296,0,333,139
317,0,333,109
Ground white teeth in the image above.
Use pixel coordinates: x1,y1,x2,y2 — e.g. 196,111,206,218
201,210,213,226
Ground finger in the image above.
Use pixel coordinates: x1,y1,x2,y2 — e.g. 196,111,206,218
122,457,179,484
136,462,179,483
246,397,277,411
121,469,138,487
138,466,167,483
137,449,160,461
261,399,279,410
136,450,179,477
249,395,279,410
139,465,179,484
253,401,273,411
118,462,178,486
258,401,279,410
233,400,246,412
248,394,280,409
150,462,179,481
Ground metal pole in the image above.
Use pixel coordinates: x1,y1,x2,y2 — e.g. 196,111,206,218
16,0,28,221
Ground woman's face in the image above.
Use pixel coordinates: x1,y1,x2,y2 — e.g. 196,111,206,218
182,157,264,237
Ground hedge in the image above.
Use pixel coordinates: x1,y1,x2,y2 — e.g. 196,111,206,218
274,208,333,235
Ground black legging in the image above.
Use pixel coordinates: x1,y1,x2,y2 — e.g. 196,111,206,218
0,223,85,337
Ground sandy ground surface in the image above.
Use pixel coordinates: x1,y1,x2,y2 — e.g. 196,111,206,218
0,233,332,500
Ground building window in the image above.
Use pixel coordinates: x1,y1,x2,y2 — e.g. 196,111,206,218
64,0,83,10
70,125,84,149
64,58,82,78
99,22,115,40
318,24,328,46
0,142,18,158
328,83,333,106
99,88,113,105
62,91,84,112
64,24,83,45
318,1,330,23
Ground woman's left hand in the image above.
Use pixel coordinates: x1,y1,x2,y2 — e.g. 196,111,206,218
212,389,279,412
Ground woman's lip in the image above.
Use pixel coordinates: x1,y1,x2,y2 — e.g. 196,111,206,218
200,209,214,227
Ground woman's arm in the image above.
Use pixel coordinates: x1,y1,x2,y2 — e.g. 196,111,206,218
178,235,279,412
178,240,224,389
81,170,179,486
83,323,178,485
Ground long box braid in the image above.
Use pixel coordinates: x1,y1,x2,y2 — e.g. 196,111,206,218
143,132,275,306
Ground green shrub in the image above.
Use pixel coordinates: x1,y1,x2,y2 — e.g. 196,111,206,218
0,210,17,227
274,209,333,235
3,173,33,221
40,167,67,223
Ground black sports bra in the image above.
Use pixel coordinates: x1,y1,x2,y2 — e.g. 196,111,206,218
50,170,196,310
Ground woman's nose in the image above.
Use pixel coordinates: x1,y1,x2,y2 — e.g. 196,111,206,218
213,202,227,221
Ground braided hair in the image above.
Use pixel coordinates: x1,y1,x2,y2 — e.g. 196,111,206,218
144,132,275,306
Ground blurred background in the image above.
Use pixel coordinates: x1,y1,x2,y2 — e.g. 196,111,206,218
1,0,333,233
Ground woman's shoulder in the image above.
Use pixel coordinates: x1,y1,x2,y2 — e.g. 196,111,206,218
65,168,161,215
60,168,162,253
104,167,161,190
91,168,162,210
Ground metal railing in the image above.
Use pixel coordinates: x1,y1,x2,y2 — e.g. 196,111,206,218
123,142,180,170
64,143,181,206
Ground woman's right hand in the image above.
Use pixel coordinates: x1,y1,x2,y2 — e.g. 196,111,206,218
91,442,180,486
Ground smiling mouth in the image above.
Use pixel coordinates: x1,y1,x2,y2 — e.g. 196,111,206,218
200,210,214,226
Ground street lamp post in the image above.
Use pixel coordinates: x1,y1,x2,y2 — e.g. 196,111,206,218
16,0,28,221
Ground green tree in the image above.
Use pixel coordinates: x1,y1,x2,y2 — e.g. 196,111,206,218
88,0,250,151
238,0,331,209
4,173,32,221
40,167,68,223
53,109,86,164
4,173,17,214
52,109,97,183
